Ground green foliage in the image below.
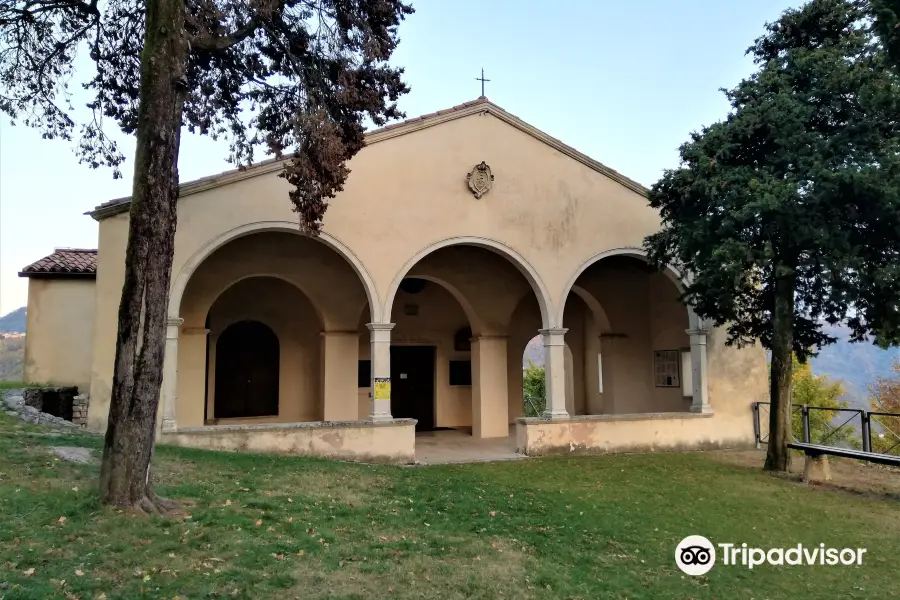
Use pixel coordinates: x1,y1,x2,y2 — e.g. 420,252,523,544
522,361,545,400
644,0,900,359
871,0,900,69
2,413,900,598
790,356,858,446
522,361,546,416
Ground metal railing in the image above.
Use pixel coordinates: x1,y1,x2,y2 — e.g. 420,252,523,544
752,402,900,457
524,396,545,417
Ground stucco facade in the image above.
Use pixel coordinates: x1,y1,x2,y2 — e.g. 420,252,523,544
22,97,768,463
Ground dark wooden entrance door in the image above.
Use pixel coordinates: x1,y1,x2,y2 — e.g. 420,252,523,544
214,320,279,419
390,346,435,431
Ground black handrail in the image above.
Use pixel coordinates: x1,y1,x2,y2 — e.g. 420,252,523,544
752,401,900,458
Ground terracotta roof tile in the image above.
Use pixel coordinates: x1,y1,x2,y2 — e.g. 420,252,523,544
19,248,97,277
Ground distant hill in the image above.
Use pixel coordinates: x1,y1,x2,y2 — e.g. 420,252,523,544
809,324,900,410
0,307,26,333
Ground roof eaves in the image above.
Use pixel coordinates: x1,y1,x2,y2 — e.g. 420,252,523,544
87,95,647,219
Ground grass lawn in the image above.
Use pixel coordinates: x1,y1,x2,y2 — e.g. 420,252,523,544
1,412,899,599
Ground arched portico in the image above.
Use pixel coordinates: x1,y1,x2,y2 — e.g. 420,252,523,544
366,239,555,438
160,226,379,431
550,248,710,419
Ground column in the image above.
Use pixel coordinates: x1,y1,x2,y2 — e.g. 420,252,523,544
540,328,569,419
367,323,394,421
471,335,510,439
160,317,184,432
321,331,360,421
687,328,712,413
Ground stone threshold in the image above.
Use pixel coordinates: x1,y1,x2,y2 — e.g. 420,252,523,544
167,418,417,434
517,411,715,425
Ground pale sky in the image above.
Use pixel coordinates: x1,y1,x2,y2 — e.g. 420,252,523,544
0,0,798,314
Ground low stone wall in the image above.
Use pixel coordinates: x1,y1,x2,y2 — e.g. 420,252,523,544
161,419,418,464
72,394,90,427
516,412,754,456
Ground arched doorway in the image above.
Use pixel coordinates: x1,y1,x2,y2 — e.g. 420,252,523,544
214,320,280,418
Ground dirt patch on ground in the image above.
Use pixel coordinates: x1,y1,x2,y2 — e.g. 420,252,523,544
288,536,533,599
712,449,900,500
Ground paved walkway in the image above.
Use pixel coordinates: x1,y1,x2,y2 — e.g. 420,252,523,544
413,427,526,465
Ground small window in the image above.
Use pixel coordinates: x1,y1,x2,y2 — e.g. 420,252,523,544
358,360,371,388
449,360,472,386
654,350,680,387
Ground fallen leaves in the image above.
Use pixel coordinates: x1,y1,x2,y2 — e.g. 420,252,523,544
75,568,84,576
58,516,67,524
23,567,35,576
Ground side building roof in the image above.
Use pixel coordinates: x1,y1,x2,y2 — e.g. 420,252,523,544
19,248,98,279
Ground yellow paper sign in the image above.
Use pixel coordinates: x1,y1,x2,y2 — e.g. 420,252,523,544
374,378,391,400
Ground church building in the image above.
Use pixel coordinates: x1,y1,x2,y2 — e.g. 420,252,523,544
19,97,768,463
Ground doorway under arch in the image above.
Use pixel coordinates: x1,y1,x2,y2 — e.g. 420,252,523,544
214,320,280,419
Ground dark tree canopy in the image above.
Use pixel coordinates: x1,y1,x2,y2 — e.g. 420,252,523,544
871,0,900,68
645,0,900,361
644,0,900,471
1,0,413,511
0,0,413,231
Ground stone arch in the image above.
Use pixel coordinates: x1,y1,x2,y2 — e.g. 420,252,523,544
570,284,612,333
169,221,381,322
558,247,700,329
198,273,326,331
384,236,554,329
406,274,486,335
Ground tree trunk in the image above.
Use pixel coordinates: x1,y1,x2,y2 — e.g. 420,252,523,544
765,264,795,472
99,0,188,513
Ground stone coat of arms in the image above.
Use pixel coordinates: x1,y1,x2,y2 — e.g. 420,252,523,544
467,161,494,199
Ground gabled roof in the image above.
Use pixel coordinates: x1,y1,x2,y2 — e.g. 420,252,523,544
89,97,648,220
19,248,98,279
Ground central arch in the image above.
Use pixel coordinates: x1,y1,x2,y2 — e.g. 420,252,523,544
383,236,554,329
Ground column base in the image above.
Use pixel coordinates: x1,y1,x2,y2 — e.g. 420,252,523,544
542,408,570,419
161,418,178,433
689,404,713,414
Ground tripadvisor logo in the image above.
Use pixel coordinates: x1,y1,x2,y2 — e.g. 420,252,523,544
675,536,867,575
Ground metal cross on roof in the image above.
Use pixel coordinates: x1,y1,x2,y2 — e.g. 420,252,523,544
475,68,490,98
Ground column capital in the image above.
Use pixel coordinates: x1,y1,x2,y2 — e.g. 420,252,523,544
686,328,709,344
366,322,395,332
167,317,184,327
473,334,508,341
320,330,359,337
182,327,210,336
539,328,568,347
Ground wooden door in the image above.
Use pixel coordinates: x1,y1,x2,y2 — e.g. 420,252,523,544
214,320,279,418
390,346,436,431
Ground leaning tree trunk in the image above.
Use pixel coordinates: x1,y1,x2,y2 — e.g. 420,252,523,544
765,264,795,472
99,0,188,512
